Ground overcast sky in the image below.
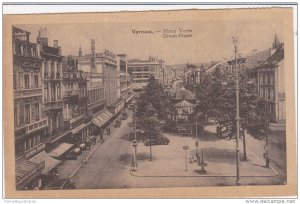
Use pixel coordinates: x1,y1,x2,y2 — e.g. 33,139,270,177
17,18,284,65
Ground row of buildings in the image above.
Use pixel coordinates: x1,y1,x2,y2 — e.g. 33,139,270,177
179,34,285,134
13,26,167,190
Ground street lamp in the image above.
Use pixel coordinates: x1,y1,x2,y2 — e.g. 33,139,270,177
132,105,138,170
233,35,241,186
264,101,270,167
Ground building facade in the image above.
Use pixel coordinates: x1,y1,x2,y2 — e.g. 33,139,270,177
253,35,285,122
62,56,90,144
128,56,164,92
13,26,47,190
13,27,49,160
37,28,65,143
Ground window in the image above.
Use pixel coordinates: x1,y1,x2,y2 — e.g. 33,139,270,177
24,74,29,89
44,62,49,77
51,84,55,101
14,107,18,127
270,88,274,100
34,75,39,88
19,105,24,125
13,73,17,90
44,84,48,102
32,103,39,121
25,104,30,123
270,74,274,85
57,84,61,99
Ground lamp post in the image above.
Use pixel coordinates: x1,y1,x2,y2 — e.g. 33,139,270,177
264,101,270,167
233,35,241,186
132,105,138,170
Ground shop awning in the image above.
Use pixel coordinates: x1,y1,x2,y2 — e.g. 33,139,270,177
49,143,74,158
16,160,45,189
123,93,134,103
108,98,125,108
92,109,114,128
71,123,86,135
29,151,62,175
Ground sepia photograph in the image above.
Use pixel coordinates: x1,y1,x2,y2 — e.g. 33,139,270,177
3,6,296,198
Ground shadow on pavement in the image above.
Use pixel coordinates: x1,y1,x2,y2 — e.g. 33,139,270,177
196,148,236,165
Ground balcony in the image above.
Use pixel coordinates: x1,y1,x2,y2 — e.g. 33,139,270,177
14,88,42,99
43,100,63,111
64,90,79,98
15,118,48,135
26,118,48,134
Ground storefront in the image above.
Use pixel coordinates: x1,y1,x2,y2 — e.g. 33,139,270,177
48,143,74,159
70,123,86,145
122,93,134,105
16,160,45,190
92,108,114,132
29,150,62,188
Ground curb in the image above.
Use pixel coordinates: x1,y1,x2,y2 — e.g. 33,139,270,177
129,169,279,178
129,149,279,178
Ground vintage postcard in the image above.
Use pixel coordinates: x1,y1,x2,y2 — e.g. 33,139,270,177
3,7,296,198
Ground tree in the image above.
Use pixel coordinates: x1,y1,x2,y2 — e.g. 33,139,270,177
135,75,174,160
196,67,270,160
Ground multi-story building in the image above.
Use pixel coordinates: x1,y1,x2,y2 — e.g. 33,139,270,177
13,26,47,190
37,28,65,143
252,34,285,122
116,54,134,105
128,56,164,92
62,56,89,144
13,26,49,159
76,41,105,136
76,41,120,134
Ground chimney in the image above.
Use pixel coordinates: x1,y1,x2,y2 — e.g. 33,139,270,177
91,39,96,69
37,27,48,46
53,40,58,48
79,45,82,57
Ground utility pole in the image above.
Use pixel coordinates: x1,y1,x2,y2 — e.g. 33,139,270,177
233,35,241,186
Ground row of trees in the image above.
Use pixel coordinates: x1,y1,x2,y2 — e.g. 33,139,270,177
194,67,271,160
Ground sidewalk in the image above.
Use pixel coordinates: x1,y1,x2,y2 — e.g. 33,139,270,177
131,127,278,178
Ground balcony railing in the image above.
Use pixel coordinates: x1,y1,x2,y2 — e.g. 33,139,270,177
43,100,63,111
26,118,48,134
46,124,70,143
14,88,42,99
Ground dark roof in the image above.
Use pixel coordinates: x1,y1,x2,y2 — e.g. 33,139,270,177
12,26,31,34
256,49,284,69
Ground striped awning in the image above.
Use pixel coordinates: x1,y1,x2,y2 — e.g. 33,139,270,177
29,151,62,175
16,160,45,189
71,123,86,135
92,109,114,128
49,143,74,158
